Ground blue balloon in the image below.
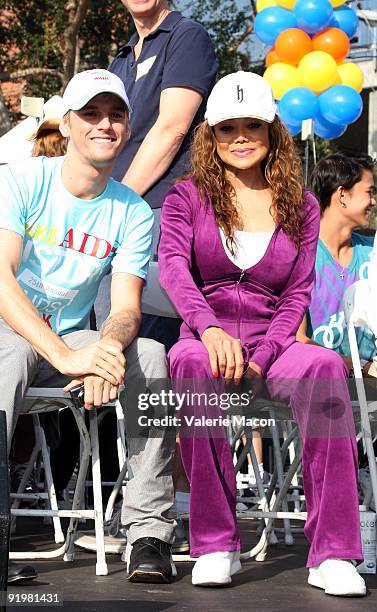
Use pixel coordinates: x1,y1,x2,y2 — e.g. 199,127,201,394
331,5,358,39
294,0,333,35
254,7,297,45
278,106,301,127
314,113,347,139
319,85,363,125
285,122,302,137
279,88,319,126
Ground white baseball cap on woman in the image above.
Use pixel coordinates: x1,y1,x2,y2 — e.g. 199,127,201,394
205,71,277,127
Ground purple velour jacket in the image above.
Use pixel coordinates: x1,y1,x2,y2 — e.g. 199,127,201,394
158,177,320,375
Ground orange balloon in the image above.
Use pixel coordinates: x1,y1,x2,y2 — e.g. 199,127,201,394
265,48,281,67
312,28,350,62
275,28,313,65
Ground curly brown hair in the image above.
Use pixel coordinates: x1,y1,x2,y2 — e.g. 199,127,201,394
188,117,304,252
32,129,67,158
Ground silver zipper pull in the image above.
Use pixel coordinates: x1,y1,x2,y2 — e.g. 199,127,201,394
237,270,245,284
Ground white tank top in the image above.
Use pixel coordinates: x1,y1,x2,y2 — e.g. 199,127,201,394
220,229,274,270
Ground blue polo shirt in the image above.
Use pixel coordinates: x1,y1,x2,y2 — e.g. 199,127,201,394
109,11,217,209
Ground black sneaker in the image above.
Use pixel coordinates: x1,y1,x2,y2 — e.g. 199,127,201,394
127,537,177,583
8,561,38,585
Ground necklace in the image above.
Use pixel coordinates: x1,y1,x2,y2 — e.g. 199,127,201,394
333,259,346,280
321,237,352,281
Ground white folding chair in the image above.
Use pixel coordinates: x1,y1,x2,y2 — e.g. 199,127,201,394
170,398,305,564
343,279,377,512
231,399,305,562
9,388,124,576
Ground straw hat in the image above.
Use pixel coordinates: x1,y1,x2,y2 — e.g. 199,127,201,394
26,95,65,140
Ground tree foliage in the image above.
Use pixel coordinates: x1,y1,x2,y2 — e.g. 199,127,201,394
0,0,133,123
0,0,344,176
180,0,261,77
80,1,133,71
0,0,259,123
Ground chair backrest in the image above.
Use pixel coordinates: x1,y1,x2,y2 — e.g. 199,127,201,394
94,261,180,327
343,280,371,328
343,260,377,340
141,261,179,318
368,235,377,336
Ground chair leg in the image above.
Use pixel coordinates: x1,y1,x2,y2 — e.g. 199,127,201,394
33,416,64,543
63,405,92,563
232,423,276,561
285,421,301,513
239,426,303,562
251,437,302,562
349,322,377,509
104,399,128,523
10,436,40,513
89,409,108,576
269,410,294,546
0,411,10,611
104,460,128,523
115,399,127,470
245,429,278,555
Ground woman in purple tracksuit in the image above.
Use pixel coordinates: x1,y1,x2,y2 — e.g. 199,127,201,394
158,72,365,595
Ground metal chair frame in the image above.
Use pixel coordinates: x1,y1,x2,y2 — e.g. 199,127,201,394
232,399,306,562
9,388,124,576
0,410,10,612
344,280,377,511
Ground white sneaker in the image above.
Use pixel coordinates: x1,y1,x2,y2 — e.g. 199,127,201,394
247,464,270,487
308,559,366,596
236,472,250,491
192,551,241,586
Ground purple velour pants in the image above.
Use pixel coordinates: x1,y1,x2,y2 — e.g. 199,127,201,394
169,339,362,566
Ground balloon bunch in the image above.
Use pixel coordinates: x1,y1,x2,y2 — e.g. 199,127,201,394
254,0,363,139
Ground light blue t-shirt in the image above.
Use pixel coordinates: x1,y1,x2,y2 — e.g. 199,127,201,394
0,156,153,335
308,232,376,361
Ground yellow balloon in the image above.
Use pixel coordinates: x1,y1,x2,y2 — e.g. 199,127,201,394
263,63,301,100
276,0,296,9
298,51,338,94
256,0,277,12
329,0,346,7
337,61,364,93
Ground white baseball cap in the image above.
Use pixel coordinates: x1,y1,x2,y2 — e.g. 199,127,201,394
62,69,131,114
205,71,277,127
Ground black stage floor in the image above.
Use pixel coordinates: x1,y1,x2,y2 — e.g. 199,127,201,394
8,519,377,612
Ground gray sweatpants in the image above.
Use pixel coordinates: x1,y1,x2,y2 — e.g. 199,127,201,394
0,319,175,544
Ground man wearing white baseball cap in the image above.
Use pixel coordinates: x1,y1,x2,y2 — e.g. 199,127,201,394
62,69,132,115
0,69,176,584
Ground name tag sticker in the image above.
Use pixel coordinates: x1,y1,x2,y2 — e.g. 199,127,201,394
136,56,157,81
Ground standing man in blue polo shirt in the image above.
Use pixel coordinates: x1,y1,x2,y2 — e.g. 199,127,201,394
108,0,218,348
